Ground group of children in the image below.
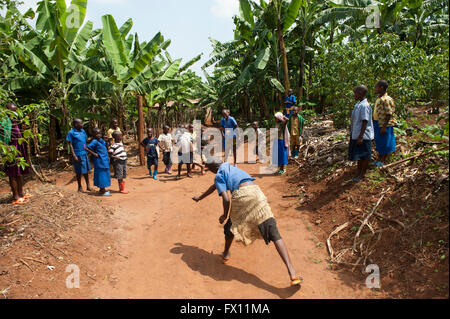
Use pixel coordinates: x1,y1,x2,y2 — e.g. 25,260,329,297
349,80,397,182
66,118,128,196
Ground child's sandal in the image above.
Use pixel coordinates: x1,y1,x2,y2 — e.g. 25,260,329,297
290,276,303,287
12,198,26,205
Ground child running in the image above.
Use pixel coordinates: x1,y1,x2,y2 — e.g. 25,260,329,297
141,128,159,180
85,128,112,196
66,118,93,192
109,131,129,194
192,157,302,287
348,85,374,182
158,125,174,175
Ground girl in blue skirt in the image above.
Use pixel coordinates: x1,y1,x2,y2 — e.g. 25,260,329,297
86,128,111,196
273,112,290,175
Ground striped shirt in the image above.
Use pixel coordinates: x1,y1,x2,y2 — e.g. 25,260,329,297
109,142,127,161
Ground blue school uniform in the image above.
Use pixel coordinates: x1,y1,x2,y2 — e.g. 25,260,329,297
221,116,238,151
142,137,159,167
272,123,289,166
214,162,256,195
373,121,396,155
88,138,111,189
66,128,91,175
284,95,297,117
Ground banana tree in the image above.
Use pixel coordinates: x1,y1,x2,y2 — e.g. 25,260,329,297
3,0,93,162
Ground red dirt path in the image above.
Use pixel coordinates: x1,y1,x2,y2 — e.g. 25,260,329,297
47,161,377,299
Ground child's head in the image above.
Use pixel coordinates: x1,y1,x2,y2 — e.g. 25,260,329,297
92,127,102,139
353,85,368,101
205,157,223,173
111,118,119,129
163,125,170,134
222,109,229,118
6,102,17,112
288,89,293,96
188,124,194,133
292,107,299,115
73,118,83,130
375,80,388,96
112,130,123,143
147,128,153,138
252,121,259,130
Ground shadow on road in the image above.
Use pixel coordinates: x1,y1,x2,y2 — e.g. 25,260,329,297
170,243,300,299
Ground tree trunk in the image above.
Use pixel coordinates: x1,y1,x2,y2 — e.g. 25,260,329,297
298,44,306,99
277,15,290,96
259,90,268,120
137,95,146,166
307,54,313,100
48,114,57,163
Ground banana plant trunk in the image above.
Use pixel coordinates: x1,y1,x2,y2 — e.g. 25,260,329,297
137,94,146,166
277,15,290,96
48,114,57,163
298,44,306,99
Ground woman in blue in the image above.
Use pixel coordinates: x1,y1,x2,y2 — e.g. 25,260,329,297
273,112,290,175
66,118,93,192
85,128,111,196
192,158,302,287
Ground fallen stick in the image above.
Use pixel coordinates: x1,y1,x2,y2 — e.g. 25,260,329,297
282,195,300,198
19,258,34,272
381,146,448,170
23,257,46,265
374,213,406,230
0,219,21,227
326,222,349,260
353,192,387,253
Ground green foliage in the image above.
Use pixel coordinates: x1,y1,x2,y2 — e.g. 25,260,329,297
313,34,449,128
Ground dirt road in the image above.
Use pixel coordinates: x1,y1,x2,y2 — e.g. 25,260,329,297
52,160,374,299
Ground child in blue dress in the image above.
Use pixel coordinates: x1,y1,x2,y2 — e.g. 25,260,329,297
85,128,112,196
66,118,93,192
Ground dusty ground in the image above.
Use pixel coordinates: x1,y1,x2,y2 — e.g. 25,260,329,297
0,158,378,299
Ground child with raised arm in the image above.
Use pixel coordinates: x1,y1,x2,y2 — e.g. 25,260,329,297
109,131,129,194
66,118,93,193
158,125,174,175
348,85,374,182
141,128,159,180
192,158,302,287
85,128,111,196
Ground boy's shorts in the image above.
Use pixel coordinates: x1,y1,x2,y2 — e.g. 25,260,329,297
162,152,172,167
113,159,127,180
348,139,372,161
224,217,281,245
147,156,158,167
178,152,193,164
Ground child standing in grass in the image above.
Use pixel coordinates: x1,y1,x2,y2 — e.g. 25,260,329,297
158,125,174,175
348,85,374,183
66,118,93,193
373,80,397,167
109,131,129,194
85,128,111,196
288,107,305,160
141,128,159,180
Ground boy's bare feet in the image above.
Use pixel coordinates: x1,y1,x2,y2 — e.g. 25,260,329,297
222,251,231,263
78,187,83,192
